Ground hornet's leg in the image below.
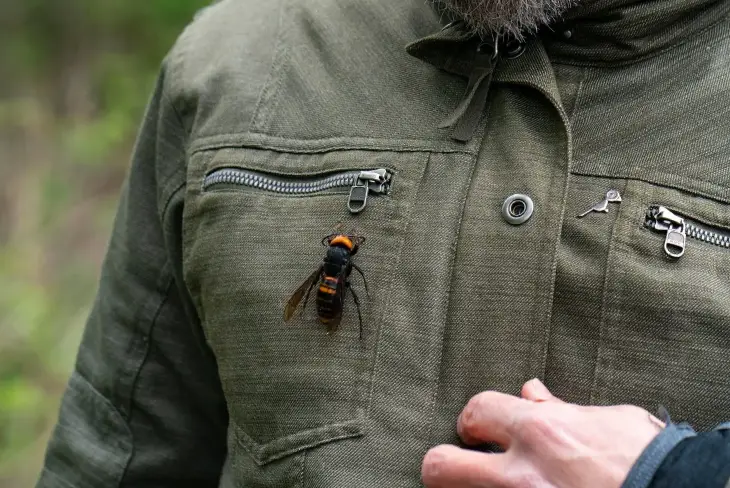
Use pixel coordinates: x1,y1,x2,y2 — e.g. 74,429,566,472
347,281,364,340
352,264,369,298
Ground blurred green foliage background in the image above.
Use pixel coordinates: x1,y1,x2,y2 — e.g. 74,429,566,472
0,1,209,485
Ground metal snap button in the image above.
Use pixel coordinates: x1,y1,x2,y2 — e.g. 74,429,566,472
504,39,526,59
502,194,534,225
476,41,498,58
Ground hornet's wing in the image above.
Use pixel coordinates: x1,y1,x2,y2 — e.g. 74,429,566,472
284,266,322,321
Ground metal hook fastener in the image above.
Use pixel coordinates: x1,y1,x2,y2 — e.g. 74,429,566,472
577,189,622,218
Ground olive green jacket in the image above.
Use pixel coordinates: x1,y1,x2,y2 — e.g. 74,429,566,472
38,0,730,486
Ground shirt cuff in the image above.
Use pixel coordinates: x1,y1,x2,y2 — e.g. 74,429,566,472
621,423,697,488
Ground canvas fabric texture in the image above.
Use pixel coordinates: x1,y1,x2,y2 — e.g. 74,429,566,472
37,0,730,486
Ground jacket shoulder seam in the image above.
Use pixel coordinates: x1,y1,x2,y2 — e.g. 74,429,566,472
248,0,291,134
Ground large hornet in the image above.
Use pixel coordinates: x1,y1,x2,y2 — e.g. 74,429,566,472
284,233,368,338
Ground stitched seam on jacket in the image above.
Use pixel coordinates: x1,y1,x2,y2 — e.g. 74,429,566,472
163,0,199,122
39,467,77,488
232,419,362,466
117,273,174,487
364,152,434,417
510,77,571,380
422,147,482,447
589,178,630,404
539,65,585,381
116,179,184,486
188,134,477,156
535,132,572,381
570,169,730,206
298,449,306,486
568,68,589,123
249,0,291,134
43,372,134,488
159,178,187,224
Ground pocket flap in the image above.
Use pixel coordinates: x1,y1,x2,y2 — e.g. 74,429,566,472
234,419,364,466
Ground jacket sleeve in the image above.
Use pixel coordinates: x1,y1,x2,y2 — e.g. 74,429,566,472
622,422,730,488
36,59,229,488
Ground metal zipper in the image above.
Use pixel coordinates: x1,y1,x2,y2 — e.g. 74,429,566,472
203,167,393,214
644,205,730,258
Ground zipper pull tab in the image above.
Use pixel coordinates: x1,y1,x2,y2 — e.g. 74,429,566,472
347,169,391,214
348,181,369,214
645,206,686,258
664,225,687,258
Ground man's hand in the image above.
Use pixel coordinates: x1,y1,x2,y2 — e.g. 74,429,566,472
422,379,663,488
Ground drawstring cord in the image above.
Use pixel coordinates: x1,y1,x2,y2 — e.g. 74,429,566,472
439,40,499,142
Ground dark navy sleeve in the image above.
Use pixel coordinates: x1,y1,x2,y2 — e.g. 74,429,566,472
649,423,730,488
622,422,730,488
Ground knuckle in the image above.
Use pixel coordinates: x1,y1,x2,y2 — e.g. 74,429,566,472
519,408,556,440
605,404,644,420
620,404,648,418
464,391,493,417
460,392,490,434
507,468,544,488
615,404,656,426
421,445,452,485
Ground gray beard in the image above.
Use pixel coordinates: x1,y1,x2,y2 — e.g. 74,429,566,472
435,0,580,40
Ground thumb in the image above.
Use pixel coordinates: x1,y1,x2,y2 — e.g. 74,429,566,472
521,379,563,403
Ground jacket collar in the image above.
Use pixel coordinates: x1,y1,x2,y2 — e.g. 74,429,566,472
545,0,730,65
415,0,730,66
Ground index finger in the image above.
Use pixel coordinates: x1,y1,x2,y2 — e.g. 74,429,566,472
422,444,510,488
457,391,530,447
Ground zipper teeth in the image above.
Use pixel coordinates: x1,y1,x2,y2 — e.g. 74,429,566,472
686,222,730,248
203,168,360,194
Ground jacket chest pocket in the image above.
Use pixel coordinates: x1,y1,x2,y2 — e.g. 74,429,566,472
182,147,427,465
594,178,730,431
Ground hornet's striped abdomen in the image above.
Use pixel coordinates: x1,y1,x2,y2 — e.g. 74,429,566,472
316,244,352,328
284,232,367,337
